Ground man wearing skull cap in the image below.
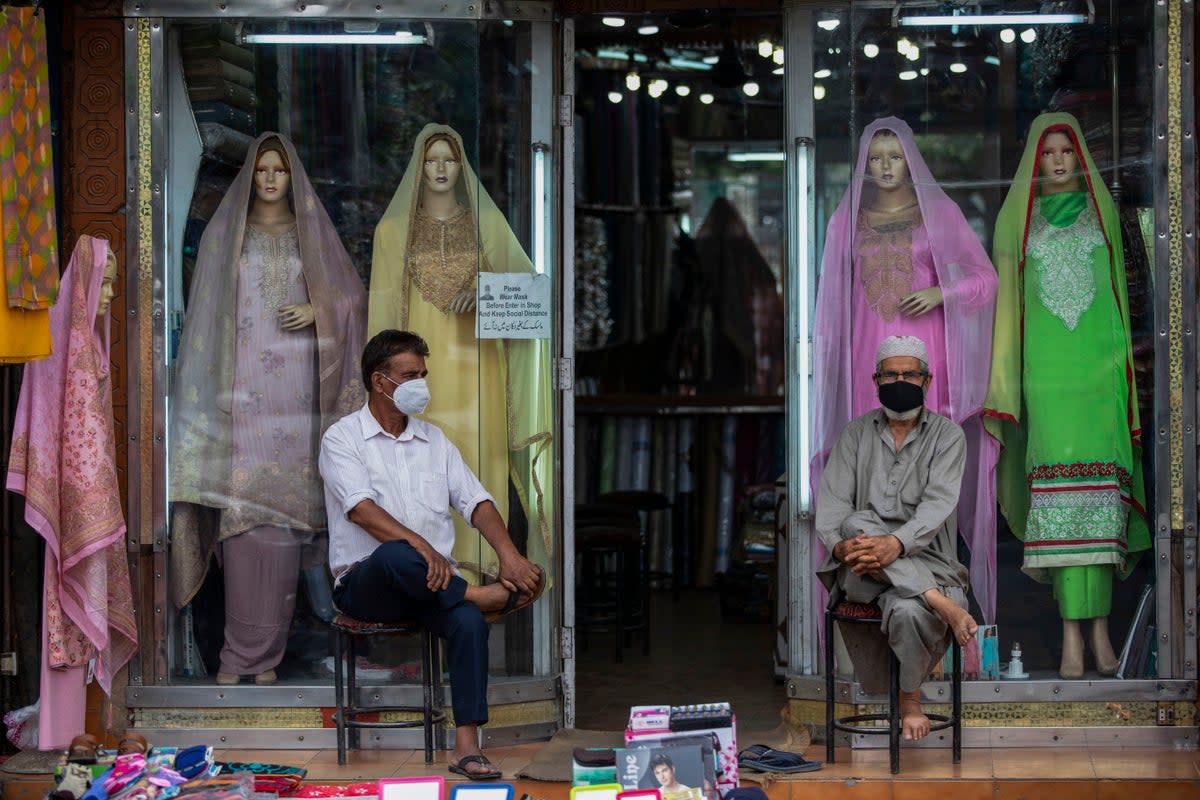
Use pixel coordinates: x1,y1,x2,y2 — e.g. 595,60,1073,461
816,335,978,741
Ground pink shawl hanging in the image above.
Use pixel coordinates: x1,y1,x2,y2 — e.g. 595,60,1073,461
5,235,137,741
811,117,1000,622
169,132,367,608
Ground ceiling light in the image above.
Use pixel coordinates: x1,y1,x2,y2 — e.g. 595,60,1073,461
772,66,784,75
863,43,880,58
625,71,641,91
899,70,918,81
773,47,785,65
243,31,426,45
699,92,715,105
950,62,967,73
675,84,691,97
638,24,659,36
999,28,1016,43
650,78,669,93
906,46,920,61
919,67,929,76
1020,28,1037,43
897,37,913,56
817,19,840,32
985,55,1001,66
814,68,832,79
607,91,623,104
602,17,625,27
702,54,720,65
813,84,826,100
742,81,760,97
728,152,786,162
899,13,1087,26
648,84,665,99
758,38,774,58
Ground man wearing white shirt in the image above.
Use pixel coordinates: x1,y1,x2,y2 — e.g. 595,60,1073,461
319,329,544,781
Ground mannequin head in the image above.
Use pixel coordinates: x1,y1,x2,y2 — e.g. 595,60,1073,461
865,129,910,195
1037,128,1082,195
97,248,117,317
421,134,463,197
251,137,292,210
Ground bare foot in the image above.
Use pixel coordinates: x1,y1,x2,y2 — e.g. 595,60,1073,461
899,690,930,741
1090,616,1118,676
923,588,978,645
463,581,512,616
1060,618,1084,679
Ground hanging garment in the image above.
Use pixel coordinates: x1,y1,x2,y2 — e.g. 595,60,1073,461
1,6,58,311
5,236,136,748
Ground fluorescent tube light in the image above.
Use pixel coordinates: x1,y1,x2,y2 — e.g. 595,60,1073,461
243,32,426,45
898,14,1087,27
728,152,786,162
668,57,713,71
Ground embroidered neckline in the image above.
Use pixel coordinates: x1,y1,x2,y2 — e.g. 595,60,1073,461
1026,196,1104,331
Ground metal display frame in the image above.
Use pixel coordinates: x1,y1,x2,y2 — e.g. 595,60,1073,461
780,0,1197,746
122,0,563,745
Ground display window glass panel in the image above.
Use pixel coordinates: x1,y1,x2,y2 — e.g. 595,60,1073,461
162,17,554,684
809,2,1156,682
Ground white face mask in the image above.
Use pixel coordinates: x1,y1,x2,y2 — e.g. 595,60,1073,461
381,375,430,415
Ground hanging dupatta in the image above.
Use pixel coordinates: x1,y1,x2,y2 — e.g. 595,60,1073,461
0,6,58,310
369,123,554,572
169,132,367,607
5,235,137,697
812,117,999,620
983,112,1148,576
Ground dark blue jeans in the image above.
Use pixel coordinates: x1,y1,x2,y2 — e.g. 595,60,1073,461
333,540,489,726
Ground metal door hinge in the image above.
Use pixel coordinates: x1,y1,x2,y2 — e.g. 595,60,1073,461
560,627,575,659
557,95,574,128
0,651,17,676
557,357,574,391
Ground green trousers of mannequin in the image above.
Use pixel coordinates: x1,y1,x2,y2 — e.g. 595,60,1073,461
1052,564,1115,619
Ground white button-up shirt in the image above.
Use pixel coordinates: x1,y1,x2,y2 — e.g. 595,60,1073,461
319,404,494,579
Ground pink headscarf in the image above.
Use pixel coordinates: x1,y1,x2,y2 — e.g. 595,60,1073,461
812,117,1000,622
6,234,137,693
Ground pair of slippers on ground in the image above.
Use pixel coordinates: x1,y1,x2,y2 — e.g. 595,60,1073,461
737,744,822,774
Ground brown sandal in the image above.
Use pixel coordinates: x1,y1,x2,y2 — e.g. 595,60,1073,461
67,733,100,764
116,732,149,755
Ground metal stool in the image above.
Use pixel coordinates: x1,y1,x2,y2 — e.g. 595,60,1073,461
331,613,446,765
824,598,962,774
595,490,678,599
575,523,648,662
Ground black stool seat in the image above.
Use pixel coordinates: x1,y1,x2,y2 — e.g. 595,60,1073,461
825,598,962,774
331,612,446,765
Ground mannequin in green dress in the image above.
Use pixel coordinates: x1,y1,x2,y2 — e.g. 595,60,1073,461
985,114,1150,680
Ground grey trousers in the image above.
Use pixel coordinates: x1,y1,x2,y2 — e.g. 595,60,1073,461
835,556,967,694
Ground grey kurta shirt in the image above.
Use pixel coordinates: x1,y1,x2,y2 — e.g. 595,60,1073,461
816,408,969,597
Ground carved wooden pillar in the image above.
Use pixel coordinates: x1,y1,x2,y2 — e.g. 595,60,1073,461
60,0,128,740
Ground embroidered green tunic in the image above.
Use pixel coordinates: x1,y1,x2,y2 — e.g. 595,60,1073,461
1020,190,1150,618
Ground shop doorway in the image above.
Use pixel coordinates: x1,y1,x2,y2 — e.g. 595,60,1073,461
565,9,790,731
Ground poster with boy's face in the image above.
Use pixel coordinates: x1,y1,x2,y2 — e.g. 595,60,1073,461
620,742,707,794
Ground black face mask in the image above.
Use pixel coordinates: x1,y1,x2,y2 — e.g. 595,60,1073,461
878,381,925,413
